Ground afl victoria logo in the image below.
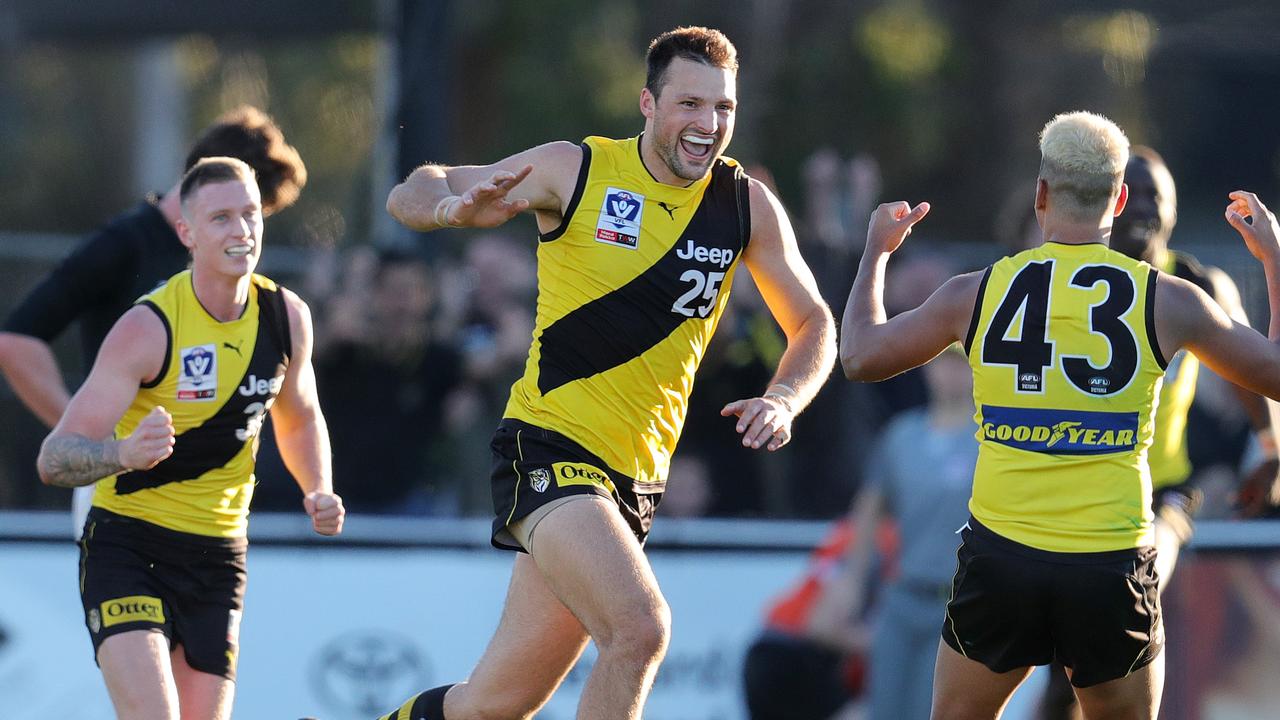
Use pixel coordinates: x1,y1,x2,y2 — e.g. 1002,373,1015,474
310,630,431,715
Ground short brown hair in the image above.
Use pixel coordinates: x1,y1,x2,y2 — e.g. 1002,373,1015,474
179,157,258,207
645,26,738,98
185,105,306,216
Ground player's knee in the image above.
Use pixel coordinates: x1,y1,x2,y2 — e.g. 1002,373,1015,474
605,597,671,665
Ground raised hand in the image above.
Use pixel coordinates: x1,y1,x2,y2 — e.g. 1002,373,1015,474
304,490,345,536
866,201,930,255
118,406,175,470
438,166,534,228
1225,191,1280,262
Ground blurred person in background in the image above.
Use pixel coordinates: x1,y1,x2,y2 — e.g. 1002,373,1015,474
435,234,538,514
842,109,1280,720
0,105,306,536
844,344,978,720
742,517,870,720
35,158,342,720
377,25,835,720
1037,146,1280,720
742,347,979,720
309,247,464,514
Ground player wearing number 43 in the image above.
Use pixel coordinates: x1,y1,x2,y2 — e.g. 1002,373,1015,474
380,25,834,720
36,157,344,720
841,110,1280,720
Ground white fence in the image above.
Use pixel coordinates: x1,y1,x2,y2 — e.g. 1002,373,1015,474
2,512,1277,719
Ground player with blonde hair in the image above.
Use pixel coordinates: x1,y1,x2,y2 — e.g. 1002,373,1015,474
842,110,1280,719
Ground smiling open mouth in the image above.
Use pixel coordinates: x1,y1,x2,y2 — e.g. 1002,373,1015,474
225,245,253,257
680,134,714,160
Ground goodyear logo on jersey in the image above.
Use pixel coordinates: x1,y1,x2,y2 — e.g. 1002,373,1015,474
595,187,644,249
100,594,166,628
552,461,617,493
980,405,1138,455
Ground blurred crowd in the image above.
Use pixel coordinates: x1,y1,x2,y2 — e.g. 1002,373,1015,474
0,148,1268,525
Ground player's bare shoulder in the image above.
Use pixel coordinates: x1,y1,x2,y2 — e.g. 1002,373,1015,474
531,141,588,213
271,285,314,364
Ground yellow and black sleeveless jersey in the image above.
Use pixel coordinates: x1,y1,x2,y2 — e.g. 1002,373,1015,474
965,242,1166,552
92,270,291,538
1148,253,1218,489
503,135,751,491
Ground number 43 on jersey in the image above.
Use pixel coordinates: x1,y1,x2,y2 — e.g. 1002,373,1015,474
982,260,1140,396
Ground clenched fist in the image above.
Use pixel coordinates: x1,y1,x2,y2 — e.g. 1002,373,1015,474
118,406,175,470
304,491,345,536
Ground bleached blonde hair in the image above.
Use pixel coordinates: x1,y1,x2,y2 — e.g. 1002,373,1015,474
1039,111,1129,220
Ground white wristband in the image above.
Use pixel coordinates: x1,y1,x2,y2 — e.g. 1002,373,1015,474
764,383,798,411
434,196,462,228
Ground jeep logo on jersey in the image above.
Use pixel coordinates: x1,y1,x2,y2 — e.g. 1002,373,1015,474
676,239,735,269
238,373,284,397
178,344,217,400
595,187,645,249
980,405,1138,455
528,467,551,493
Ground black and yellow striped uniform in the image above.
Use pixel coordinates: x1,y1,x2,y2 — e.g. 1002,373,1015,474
502,135,751,493
965,242,1166,552
944,241,1166,686
91,270,291,538
1148,253,1217,490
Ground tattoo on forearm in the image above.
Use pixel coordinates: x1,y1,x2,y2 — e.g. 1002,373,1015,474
38,434,123,488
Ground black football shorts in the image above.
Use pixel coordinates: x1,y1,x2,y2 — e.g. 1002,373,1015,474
942,517,1163,688
79,507,248,680
489,418,661,552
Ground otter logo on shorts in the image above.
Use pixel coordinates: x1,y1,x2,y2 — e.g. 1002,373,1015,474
528,467,551,493
100,595,165,628
553,461,616,493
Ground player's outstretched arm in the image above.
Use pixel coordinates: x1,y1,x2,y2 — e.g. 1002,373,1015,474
386,141,583,232
37,307,171,487
723,179,836,452
1158,192,1280,402
841,201,979,381
271,289,344,536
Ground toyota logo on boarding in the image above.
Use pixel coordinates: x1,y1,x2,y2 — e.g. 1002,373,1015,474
310,630,431,715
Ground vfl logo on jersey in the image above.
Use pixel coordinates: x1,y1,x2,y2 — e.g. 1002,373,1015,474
980,405,1138,456
553,461,616,493
178,344,218,400
595,187,644,249
528,467,551,493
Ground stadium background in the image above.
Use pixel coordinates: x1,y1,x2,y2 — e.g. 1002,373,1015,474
2,2,1279,718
